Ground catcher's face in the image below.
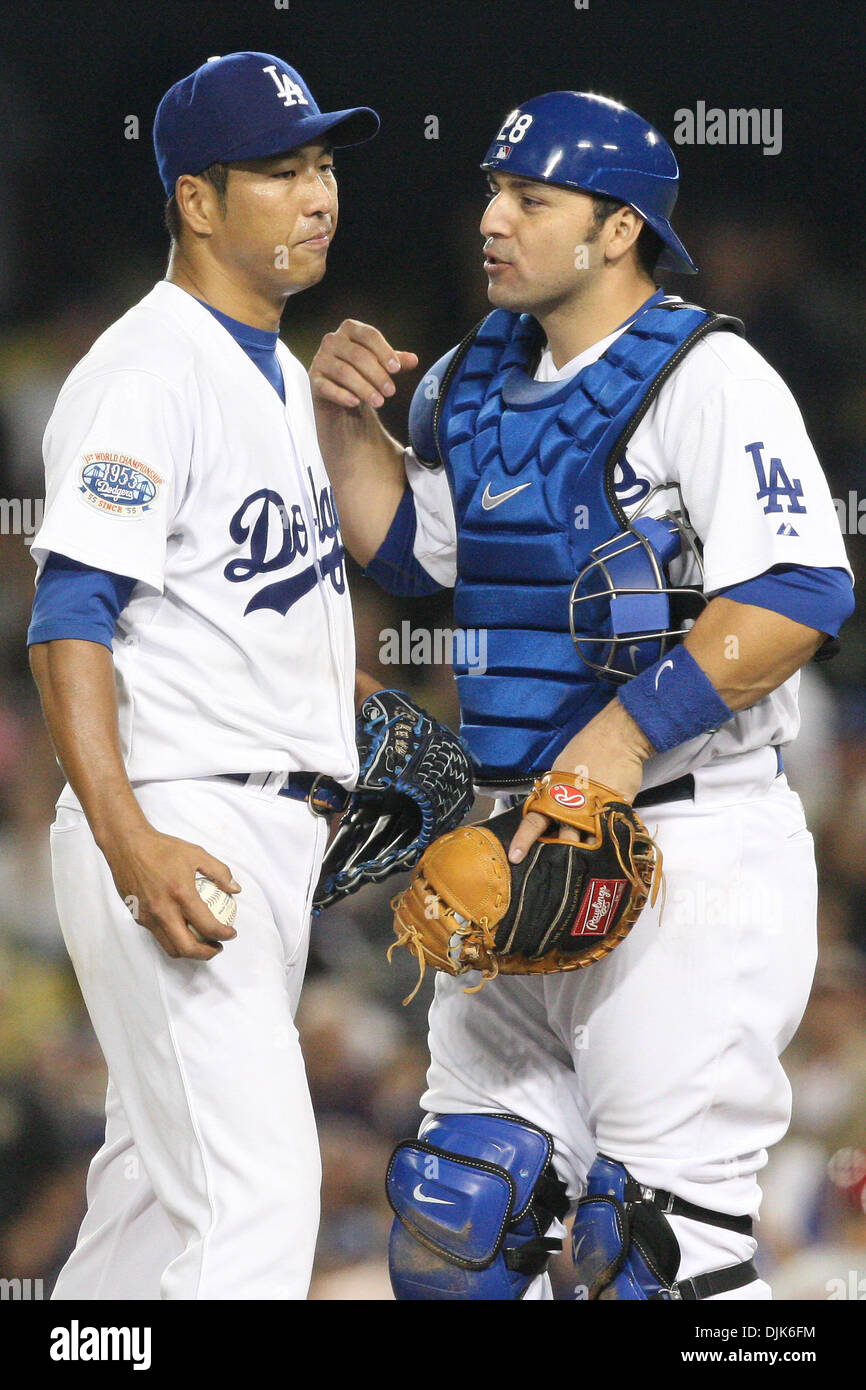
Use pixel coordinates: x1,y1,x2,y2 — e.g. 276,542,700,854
480,173,632,320
196,143,339,301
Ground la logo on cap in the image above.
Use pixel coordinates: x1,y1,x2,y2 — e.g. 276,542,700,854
263,63,309,108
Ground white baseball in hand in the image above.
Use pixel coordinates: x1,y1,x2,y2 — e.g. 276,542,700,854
193,873,238,933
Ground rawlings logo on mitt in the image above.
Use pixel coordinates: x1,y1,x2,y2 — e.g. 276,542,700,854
389,772,662,1001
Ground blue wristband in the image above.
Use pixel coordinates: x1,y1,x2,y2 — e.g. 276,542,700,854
618,644,734,753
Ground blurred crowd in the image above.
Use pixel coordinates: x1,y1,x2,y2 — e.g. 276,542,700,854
1,208,865,1301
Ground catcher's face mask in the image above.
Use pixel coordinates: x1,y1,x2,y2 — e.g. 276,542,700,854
569,499,706,684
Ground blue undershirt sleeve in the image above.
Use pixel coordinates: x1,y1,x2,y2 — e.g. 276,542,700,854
717,564,854,638
27,552,138,651
362,486,445,598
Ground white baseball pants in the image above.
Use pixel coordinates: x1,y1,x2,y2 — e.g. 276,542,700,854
422,750,818,1299
49,775,328,1300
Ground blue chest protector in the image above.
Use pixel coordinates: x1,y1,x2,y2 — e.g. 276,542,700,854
411,299,743,786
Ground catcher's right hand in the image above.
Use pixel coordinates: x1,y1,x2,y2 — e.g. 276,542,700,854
389,773,662,1001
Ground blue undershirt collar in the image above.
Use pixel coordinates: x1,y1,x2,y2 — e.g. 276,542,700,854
199,301,286,403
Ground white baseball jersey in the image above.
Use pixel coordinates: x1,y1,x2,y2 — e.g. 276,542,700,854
402,297,852,788
31,280,358,789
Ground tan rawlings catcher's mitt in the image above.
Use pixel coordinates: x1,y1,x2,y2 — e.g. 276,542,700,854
389,773,662,1001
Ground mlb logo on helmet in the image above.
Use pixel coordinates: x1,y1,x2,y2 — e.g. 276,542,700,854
494,144,511,159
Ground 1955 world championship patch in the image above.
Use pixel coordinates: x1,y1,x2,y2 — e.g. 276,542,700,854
76,452,163,517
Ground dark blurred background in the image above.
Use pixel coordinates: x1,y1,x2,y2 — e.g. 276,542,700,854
0,0,864,1301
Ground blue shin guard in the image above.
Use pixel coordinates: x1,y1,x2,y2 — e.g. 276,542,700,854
386,1113,569,1300
572,1155,758,1300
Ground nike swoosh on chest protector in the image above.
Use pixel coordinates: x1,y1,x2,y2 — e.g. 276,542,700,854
481,481,533,510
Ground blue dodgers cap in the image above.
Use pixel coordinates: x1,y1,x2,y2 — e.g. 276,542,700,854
154,51,380,196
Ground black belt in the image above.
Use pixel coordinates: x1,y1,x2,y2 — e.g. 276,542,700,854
220,771,350,817
633,773,694,809
633,747,784,809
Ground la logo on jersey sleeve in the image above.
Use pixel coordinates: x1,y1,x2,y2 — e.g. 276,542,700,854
746,440,806,537
76,451,163,518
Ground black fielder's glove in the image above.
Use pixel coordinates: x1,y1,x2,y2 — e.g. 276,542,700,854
313,690,475,911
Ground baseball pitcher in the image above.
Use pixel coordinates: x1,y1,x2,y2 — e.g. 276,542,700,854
26,52,472,1300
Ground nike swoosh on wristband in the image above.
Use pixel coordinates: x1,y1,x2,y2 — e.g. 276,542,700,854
654,659,674,691
481,481,533,510
413,1183,455,1206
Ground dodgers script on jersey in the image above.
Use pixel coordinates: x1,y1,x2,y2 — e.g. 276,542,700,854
31,281,358,789
403,296,851,789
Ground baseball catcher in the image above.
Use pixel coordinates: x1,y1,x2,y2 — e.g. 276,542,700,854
313,688,474,909
389,773,661,1000
310,85,854,1303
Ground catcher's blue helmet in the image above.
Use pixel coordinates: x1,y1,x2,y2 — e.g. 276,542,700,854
481,91,697,274
569,508,707,683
